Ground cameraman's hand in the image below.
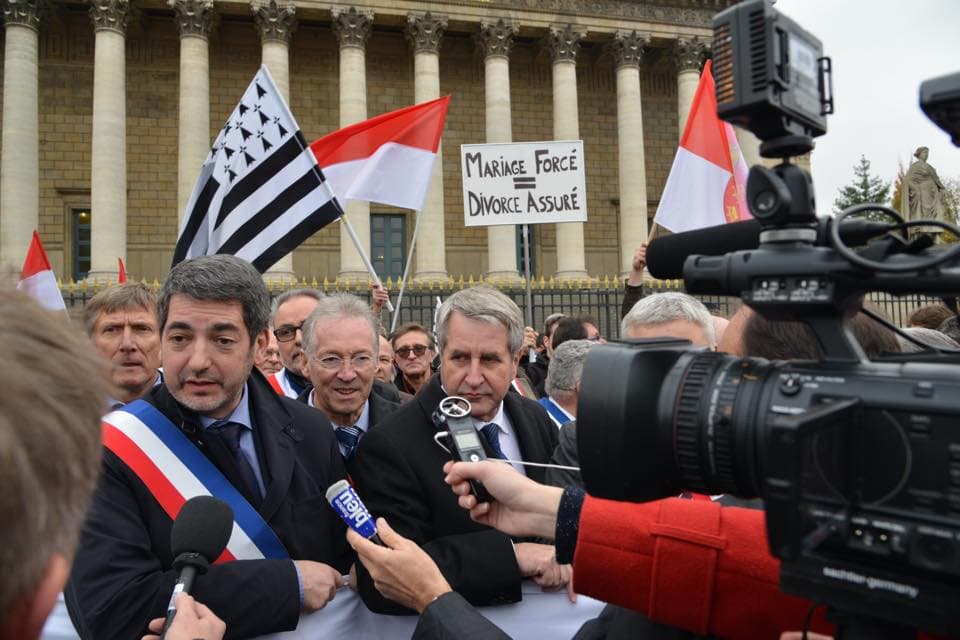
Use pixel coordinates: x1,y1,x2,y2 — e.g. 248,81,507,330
627,244,647,286
522,326,538,353
443,460,562,539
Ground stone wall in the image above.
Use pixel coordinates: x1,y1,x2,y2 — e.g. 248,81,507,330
12,0,709,281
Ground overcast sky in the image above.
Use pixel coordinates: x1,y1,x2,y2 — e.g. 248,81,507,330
772,0,959,214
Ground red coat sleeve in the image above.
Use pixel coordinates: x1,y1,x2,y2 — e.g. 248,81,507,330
572,496,833,639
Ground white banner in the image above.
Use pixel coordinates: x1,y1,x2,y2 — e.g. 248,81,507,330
260,580,605,639
461,141,588,227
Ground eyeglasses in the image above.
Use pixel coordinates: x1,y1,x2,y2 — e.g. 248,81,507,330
274,323,303,343
395,344,431,358
312,354,375,371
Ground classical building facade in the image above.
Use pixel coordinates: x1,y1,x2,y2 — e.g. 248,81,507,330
1,0,762,283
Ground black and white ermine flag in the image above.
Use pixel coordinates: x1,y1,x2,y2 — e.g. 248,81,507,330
172,66,342,272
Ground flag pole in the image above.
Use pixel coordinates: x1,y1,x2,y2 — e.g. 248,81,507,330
339,212,394,313
390,207,425,334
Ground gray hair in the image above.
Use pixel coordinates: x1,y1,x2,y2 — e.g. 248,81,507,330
545,339,594,398
301,293,380,356
436,286,524,354
621,292,716,346
270,288,325,324
897,327,960,353
158,255,270,342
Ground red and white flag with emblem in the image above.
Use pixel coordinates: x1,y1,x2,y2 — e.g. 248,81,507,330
654,60,751,233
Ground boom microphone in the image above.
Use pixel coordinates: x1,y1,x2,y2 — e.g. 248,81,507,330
326,479,384,545
160,496,233,639
647,218,895,279
647,220,761,279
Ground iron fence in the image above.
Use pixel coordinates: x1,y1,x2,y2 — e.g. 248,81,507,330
61,278,942,339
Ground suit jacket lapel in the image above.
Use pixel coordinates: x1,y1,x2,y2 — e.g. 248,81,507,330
504,392,550,483
248,373,297,522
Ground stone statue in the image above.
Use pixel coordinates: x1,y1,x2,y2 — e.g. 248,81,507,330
903,146,947,235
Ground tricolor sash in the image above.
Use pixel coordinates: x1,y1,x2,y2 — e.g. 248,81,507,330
538,396,573,429
102,400,288,563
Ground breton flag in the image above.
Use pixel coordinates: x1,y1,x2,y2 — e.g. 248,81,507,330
654,60,750,233
172,66,341,272
310,96,450,211
17,230,66,312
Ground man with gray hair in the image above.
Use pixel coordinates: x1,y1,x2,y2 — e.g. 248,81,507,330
267,288,325,398
538,339,594,428
353,286,565,614
299,293,400,470
621,291,716,349
66,255,353,639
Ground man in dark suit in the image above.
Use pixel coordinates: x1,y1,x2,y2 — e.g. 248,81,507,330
352,286,562,613
65,255,353,640
297,293,400,472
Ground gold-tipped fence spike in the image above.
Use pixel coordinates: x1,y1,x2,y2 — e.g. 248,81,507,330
152,278,161,291
457,274,465,288
322,276,330,291
468,274,475,286
575,277,583,290
311,277,319,288
384,276,392,289
602,275,611,288
547,275,555,289
539,275,547,288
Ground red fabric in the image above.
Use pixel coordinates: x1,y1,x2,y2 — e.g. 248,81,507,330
573,496,834,639
266,372,284,395
118,257,127,283
310,96,450,165
679,60,730,171
20,230,52,278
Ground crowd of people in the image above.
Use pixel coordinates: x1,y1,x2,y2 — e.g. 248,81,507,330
2,241,956,640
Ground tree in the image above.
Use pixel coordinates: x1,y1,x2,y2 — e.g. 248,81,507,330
833,155,891,221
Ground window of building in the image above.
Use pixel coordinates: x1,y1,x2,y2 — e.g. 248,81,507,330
371,214,407,281
72,208,91,280
515,225,537,276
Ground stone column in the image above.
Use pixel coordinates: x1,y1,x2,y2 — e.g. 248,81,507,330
545,24,587,280
253,0,296,282
478,18,518,280
405,11,447,280
673,36,705,140
88,0,131,282
611,31,648,278
171,0,214,226
0,0,41,269
333,6,373,282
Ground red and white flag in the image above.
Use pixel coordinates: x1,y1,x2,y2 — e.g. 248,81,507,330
17,230,66,312
310,96,450,211
654,60,751,233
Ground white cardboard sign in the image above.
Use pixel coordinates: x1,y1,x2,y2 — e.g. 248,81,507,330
461,140,587,227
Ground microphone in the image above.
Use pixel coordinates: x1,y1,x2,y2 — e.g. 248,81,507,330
647,220,761,279
647,218,895,279
326,479,383,545
160,496,233,639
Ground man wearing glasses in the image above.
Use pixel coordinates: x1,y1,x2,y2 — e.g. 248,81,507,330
267,289,325,398
300,294,400,470
390,323,436,395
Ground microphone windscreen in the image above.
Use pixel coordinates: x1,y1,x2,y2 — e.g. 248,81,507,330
170,496,234,561
647,220,761,279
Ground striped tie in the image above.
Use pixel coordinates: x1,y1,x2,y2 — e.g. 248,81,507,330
336,425,363,460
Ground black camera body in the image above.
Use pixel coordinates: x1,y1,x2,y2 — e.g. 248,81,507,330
577,0,960,636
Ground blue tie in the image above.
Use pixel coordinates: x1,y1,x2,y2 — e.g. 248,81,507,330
336,425,363,460
481,423,506,460
209,421,262,506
